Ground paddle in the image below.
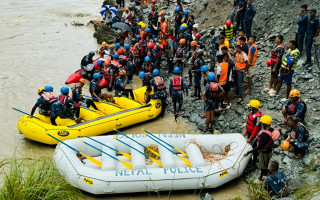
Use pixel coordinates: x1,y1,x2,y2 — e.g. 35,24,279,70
114,129,160,157
85,136,131,160
82,140,132,170
142,129,188,157
83,95,122,109
47,134,102,167
114,137,163,167
143,132,191,167
12,108,41,120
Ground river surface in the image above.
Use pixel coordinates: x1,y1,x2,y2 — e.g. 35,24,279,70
0,0,248,199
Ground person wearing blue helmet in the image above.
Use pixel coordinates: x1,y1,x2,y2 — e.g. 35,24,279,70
201,65,211,86
174,7,183,36
93,59,105,73
45,85,53,92
169,67,188,119
139,71,154,102
141,56,155,73
80,51,95,69
152,38,162,69
50,87,79,125
181,10,189,25
114,43,121,54
90,73,114,103
30,87,58,118
145,28,151,33
150,69,167,117
203,72,224,132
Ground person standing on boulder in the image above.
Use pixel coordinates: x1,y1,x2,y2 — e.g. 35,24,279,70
234,45,249,103
296,5,309,54
244,0,256,37
304,9,320,67
103,8,113,28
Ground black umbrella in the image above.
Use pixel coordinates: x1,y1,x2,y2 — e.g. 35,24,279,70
112,22,132,31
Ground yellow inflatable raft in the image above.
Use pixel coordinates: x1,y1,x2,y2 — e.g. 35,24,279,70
17,87,162,145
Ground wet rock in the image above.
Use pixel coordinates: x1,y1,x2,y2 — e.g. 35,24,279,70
93,25,117,44
199,192,213,200
282,156,291,165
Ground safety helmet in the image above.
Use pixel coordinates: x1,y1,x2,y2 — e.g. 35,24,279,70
196,49,204,56
89,51,95,56
289,89,300,98
152,69,160,76
102,41,106,45
125,7,129,11
38,87,45,94
124,44,131,50
138,21,143,26
160,11,165,16
79,78,86,84
226,20,232,27
119,70,126,76
115,43,121,48
184,10,189,15
136,35,141,40
260,115,272,125
131,38,136,44
180,25,186,30
201,65,209,72
173,67,180,74
249,100,261,109
117,49,123,55
141,23,146,29
207,72,216,82
179,39,186,44
97,59,104,65
175,7,180,12
105,59,111,66
44,85,53,92
181,23,188,28
151,0,156,3
139,71,146,79
60,87,69,95
145,28,151,33
147,43,155,49
195,33,201,38
113,53,119,59
144,56,151,62
190,41,198,47
280,140,290,151
93,73,102,79
266,59,272,66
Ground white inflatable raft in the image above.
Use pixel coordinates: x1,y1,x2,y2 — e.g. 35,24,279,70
54,133,252,195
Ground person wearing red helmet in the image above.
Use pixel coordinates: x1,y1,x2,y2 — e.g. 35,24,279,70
151,0,158,10
194,32,205,49
223,20,235,47
146,42,156,64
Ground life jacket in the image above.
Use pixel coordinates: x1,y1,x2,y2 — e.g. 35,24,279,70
218,62,228,86
58,94,68,105
257,128,280,152
271,43,285,63
111,60,119,68
151,11,157,17
235,51,247,71
128,11,133,23
290,122,309,141
246,111,264,134
104,67,114,81
219,44,229,53
119,55,130,62
139,39,147,53
287,99,306,115
132,43,140,57
172,76,182,91
154,76,166,90
209,82,219,98
41,92,58,103
281,49,300,70
224,24,234,40
93,58,104,71
176,47,183,58
248,43,258,66
144,63,153,73
71,86,82,102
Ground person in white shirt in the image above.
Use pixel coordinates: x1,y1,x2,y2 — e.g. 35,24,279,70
103,8,113,27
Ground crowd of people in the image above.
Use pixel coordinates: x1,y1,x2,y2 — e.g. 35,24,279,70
28,0,319,198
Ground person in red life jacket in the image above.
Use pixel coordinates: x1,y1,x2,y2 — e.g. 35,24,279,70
90,73,114,103
222,53,234,108
174,7,182,36
281,89,307,125
114,70,134,99
81,51,95,69
103,59,115,91
244,115,280,183
153,38,162,69
286,116,309,159
184,40,198,86
199,65,211,119
148,5,158,22
150,69,167,117
146,42,156,64
174,39,188,72
169,67,189,118
119,44,131,67
29,87,58,118
138,71,154,103
92,59,105,73
192,49,205,100
141,56,155,73
50,87,79,125
110,53,120,74
203,73,224,132
216,55,230,110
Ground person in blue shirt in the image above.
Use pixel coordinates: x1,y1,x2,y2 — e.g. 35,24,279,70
112,13,122,24
239,36,248,54
244,0,256,37
296,5,309,54
236,0,247,30
263,161,288,198
304,8,320,66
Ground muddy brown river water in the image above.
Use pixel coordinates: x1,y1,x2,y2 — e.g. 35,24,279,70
0,0,248,199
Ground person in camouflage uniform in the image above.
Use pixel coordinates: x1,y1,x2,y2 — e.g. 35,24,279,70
209,27,219,71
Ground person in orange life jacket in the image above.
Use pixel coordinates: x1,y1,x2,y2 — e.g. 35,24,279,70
148,5,158,22
174,7,183,36
216,55,230,109
192,49,205,100
81,51,95,69
203,73,224,132
169,67,189,117
114,70,134,99
280,89,307,125
275,41,300,99
90,73,114,103
150,69,167,117
234,45,249,103
244,115,280,183
174,39,188,72
138,71,154,103
239,36,248,55
236,29,246,45
286,116,309,159
29,86,58,118
218,37,228,55
265,35,285,94
131,37,142,72
159,16,168,39
72,78,98,117
244,36,258,95
50,87,79,126
141,56,155,73
103,59,115,91
184,40,198,86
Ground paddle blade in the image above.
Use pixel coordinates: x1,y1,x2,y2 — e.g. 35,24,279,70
178,155,191,167
150,157,163,167
119,151,131,160
174,148,188,158
80,153,102,167
119,160,133,170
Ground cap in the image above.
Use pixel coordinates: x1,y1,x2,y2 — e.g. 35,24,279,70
310,8,317,13
193,24,199,29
